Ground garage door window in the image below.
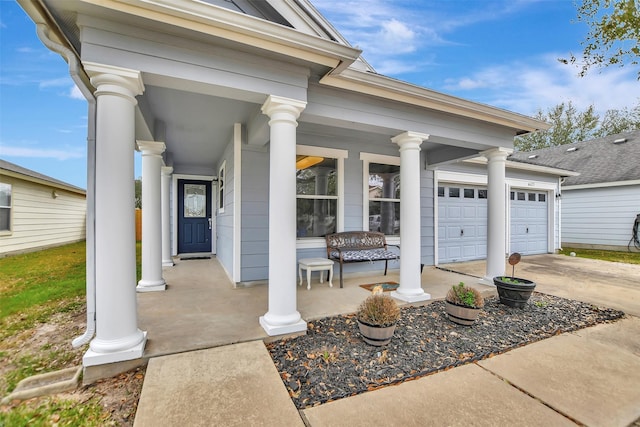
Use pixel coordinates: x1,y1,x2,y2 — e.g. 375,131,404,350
449,187,460,198
538,194,546,202
478,189,487,199
464,188,475,198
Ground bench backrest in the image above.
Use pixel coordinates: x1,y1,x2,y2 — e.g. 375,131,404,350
325,231,387,253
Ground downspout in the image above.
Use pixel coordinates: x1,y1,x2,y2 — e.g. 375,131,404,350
35,24,97,348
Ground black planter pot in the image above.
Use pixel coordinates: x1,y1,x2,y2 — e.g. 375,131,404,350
493,276,536,308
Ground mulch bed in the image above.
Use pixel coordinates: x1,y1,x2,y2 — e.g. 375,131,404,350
265,293,625,409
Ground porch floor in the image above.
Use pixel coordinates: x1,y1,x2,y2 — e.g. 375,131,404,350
137,257,490,360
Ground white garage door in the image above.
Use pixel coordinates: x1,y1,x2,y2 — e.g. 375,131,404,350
510,190,548,255
438,185,487,263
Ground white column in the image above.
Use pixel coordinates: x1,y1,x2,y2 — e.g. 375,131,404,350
484,147,511,282
259,95,307,336
136,140,167,292
391,131,432,303
82,62,146,366
161,166,174,267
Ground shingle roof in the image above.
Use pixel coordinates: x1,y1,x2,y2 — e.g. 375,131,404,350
0,159,86,193
508,130,640,186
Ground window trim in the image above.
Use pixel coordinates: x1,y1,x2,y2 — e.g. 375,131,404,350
0,182,11,235
218,161,226,214
296,145,347,249
360,152,401,244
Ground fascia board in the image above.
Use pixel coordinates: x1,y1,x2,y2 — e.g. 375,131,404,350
85,0,361,68
320,68,551,133
463,158,579,177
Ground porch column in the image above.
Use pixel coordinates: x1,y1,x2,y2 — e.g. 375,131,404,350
136,140,167,292
260,95,307,336
391,131,432,303
484,147,511,281
82,62,146,366
161,166,174,267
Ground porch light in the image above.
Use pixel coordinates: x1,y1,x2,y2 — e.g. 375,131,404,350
296,156,324,170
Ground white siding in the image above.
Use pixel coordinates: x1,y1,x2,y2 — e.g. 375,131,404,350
562,184,640,249
0,176,86,256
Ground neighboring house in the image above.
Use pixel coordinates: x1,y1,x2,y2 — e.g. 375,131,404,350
509,130,640,251
0,159,86,257
19,0,552,368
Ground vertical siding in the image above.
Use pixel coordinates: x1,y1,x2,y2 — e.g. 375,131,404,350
216,141,235,276
0,176,86,256
562,185,640,248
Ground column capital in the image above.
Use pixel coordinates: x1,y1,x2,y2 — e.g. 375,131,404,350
481,147,513,161
261,95,306,122
136,140,166,156
161,166,174,175
84,62,144,101
391,131,430,150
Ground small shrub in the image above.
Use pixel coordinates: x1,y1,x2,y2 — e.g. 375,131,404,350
356,294,400,327
446,282,484,309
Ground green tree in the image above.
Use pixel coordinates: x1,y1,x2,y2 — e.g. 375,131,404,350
134,178,142,208
565,0,640,78
516,101,640,151
515,102,599,151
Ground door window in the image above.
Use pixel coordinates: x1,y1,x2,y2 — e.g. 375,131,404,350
184,184,206,218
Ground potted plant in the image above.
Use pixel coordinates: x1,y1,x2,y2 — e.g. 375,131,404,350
356,286,400,346
493,252,536,308
444,282,484,325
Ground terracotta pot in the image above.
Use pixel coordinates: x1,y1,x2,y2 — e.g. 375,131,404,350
493,276,536,308
357,319,396,346
445,301,481,325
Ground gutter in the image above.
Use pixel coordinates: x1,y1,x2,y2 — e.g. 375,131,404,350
34,22,97,348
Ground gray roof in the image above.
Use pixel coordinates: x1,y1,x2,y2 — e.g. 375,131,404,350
0,159,86,193
508,130,640,186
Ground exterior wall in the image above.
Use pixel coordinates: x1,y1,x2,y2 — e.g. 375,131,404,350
240,147,269,282
239,133,421,283
420,156,435,266
216,139,235,277
0,175,86,256
562,184,640,250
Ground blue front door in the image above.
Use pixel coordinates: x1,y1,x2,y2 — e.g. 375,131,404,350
178,179,212,254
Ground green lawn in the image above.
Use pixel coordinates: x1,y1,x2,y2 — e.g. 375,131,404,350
559,247,640,265
0,241,142,426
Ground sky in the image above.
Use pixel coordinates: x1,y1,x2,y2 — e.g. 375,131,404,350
1,0,640,189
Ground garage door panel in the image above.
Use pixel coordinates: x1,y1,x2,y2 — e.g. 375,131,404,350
510,191,548,256
438,184,487,263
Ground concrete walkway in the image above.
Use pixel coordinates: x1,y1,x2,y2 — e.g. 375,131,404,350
134,255,640,426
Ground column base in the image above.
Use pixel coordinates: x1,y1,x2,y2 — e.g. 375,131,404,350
391,290,432,303
162,260,175,267
83,331,147,367
480,276,496,286
136,279,166,292
259,316,307,336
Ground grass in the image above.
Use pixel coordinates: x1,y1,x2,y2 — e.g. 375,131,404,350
559,247,640,265
0,241,142,426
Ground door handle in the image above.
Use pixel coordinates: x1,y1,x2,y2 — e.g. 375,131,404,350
208,218,212,230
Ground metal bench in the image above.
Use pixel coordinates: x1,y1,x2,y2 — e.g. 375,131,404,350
325,231,399,288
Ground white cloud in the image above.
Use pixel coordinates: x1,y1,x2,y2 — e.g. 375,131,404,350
39,77,72,88
69,85,84,100
441,55,640,116
0,145,85,161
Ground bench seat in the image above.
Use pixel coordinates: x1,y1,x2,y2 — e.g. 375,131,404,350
326,231,399,288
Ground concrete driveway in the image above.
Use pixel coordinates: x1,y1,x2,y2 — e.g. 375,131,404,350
440,253,640,317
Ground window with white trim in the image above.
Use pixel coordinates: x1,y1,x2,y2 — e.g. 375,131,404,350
0,183,11,232
296,146,347,239
218,161,225,213
361,153,400,236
